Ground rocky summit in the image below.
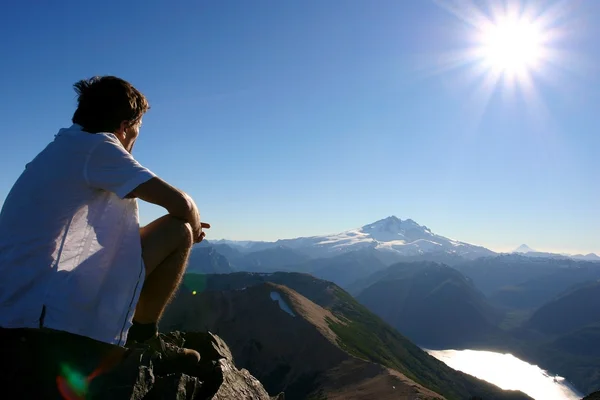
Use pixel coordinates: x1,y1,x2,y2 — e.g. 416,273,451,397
0,327,283,400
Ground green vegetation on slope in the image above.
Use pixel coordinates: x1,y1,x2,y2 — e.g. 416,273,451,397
327,287,527,400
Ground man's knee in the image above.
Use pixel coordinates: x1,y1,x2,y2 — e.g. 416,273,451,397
168,217,193,249
140,216,193,276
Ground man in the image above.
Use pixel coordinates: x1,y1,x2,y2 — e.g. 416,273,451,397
0,76,208,364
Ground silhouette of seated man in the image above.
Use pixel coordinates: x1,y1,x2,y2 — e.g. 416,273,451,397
0,76,209,365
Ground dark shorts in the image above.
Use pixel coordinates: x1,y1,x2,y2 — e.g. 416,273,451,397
0,327,125,399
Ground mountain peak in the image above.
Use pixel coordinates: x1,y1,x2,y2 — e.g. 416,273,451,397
375,215,401,223
363,216,415,229
357,216,436,245
514,244,536,253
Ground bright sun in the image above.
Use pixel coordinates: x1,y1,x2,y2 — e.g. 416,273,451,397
431,0,569,96
479,18,544,75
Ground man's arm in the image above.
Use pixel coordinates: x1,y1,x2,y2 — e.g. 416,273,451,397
127,177,208,242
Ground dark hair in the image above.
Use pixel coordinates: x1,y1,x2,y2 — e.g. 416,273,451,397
72,76,150,133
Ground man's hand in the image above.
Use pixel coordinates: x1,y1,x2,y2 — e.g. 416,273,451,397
195,222,211,243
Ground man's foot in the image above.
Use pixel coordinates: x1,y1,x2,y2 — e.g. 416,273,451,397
126,333,201,374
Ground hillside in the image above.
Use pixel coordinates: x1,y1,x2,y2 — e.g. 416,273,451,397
550,322,600,357
162,272,530,400
527,280,600,336
354,262,503,347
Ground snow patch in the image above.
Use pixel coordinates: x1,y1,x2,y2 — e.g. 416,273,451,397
270,291,296,317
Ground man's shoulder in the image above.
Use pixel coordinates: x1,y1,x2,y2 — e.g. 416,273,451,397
55,125,119,146
51,128,130,163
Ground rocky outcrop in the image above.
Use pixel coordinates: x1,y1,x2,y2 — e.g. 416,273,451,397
0,327,282,400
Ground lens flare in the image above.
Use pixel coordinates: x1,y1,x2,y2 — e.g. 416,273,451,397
57,364,87,400
56,347,125,399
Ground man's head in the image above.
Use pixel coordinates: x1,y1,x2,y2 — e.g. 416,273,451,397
72,76,150,152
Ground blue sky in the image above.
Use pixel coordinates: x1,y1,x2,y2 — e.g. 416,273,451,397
0,0,598,254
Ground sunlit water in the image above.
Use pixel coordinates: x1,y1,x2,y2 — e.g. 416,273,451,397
427,349,583,400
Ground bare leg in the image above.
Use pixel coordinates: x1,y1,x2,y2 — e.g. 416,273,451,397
133,215,193,324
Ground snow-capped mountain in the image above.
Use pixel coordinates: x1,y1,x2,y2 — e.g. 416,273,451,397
514,244,536,253
223,216,496,260
214,216,598,262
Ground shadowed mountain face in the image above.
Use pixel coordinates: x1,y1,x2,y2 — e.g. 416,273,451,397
205,242,244,261
527,281,600,336
161,272,530,400
187,246,234,274
550,322,600,358
353,262,503,348
488,267,600,310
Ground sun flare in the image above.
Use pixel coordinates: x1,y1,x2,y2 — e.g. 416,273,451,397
427,0,577,120
478,18,545,76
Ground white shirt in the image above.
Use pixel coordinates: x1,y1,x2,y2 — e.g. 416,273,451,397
0,124,155,345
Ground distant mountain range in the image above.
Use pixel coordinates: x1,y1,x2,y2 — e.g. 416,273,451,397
211,216,597,262
454,254,600,299
513,243,600,261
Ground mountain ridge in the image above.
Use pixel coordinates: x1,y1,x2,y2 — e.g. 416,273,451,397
162,272,531,400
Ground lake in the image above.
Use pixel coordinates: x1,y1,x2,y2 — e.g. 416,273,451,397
427,349,583,400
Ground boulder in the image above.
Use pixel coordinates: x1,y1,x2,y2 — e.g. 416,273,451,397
0,327,283,400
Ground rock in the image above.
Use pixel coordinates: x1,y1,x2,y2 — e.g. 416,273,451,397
0,327,282,400
583,392,600,400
